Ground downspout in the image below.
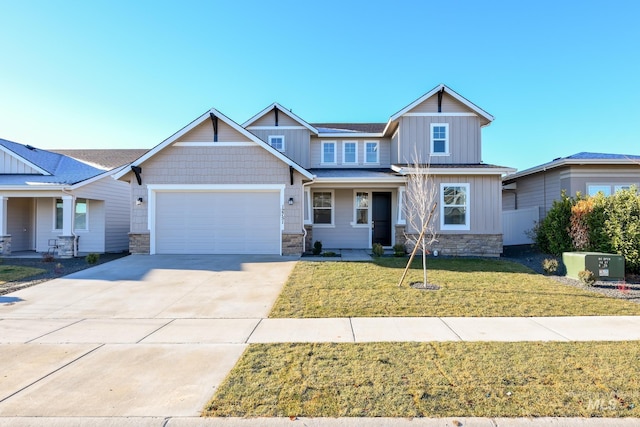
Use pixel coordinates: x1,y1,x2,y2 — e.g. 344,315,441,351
61,188,78,257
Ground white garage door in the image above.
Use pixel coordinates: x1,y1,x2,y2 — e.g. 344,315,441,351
154,191,281,254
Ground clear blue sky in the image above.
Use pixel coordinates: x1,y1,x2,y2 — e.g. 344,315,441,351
1,0,638,172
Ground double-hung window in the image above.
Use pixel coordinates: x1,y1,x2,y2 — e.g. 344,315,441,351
55,198,88,231
312,191,334,225
431,123,449,155
364,141,379,164
440,184,469,230
588,184,635,197
321,141,336,164
354,191,369,225
268,135,285,151
343,141,357,164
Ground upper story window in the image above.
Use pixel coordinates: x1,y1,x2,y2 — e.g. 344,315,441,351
343,141,357,164
268,135,285,151
312,191,334,225
321,141,336,164
364,141,379,164
430,123,449,155
440,184,469,230
55,198,88,231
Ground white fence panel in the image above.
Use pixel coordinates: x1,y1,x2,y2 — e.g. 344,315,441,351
502,207,539,246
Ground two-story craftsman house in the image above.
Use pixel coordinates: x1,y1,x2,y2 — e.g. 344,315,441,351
117,84,514,256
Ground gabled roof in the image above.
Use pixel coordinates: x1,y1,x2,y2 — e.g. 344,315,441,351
114,108,313,180
503,152,640,182
51,149,149,170
385,84,494,135
243,102,318,134
0,138,107,186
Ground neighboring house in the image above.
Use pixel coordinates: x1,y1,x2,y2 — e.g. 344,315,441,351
0,139,135,257
502,152,640,245
116,84,514,256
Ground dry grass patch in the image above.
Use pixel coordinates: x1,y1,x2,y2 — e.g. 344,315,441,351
204,341,640,418
0,265,46,285
270,258,640,317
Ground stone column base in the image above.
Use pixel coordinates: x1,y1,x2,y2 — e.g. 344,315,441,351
304,225,313,254
129,232,150,254
0,235,11,256
282,232,304,256
57,235,78,258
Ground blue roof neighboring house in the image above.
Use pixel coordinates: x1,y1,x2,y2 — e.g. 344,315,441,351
0,138,108,186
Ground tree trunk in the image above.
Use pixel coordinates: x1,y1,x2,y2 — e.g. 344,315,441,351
422,235,427,285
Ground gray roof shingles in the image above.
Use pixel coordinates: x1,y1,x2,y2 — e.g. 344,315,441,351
312,123,386,133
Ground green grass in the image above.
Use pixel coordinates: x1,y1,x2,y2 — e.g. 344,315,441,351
269,258,640,317
0,265,46,285
204,341,640,418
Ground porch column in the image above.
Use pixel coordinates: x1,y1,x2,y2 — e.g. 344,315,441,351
58,195,76,258
0,197,11,255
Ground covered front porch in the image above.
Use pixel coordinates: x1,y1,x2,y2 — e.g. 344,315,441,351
0,193,89,257
304,169,407,251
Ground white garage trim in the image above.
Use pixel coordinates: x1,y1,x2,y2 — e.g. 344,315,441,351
147,184,285,255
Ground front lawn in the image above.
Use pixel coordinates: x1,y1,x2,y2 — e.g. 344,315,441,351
204,341,640,417
0,265,46,285
269,258,640,317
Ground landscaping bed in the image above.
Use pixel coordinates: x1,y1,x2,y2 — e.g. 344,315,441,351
0,253,129,295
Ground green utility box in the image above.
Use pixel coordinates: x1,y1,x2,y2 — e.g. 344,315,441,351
562,252,625,281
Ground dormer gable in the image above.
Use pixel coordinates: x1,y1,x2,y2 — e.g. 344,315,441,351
243,103,318,134
0,139,53,175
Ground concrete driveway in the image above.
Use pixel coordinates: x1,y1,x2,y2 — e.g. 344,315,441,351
0,255,297,417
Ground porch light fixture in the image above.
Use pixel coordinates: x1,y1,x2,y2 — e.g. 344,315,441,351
288,197,294,205
136,197,143,205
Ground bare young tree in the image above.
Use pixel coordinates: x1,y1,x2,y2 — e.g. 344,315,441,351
398,155,438,288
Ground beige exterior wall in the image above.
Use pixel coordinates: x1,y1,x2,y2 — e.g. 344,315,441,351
128,144,304,235
561,165,640,196
503,169,562,219
249,128,311,168
0,151,40,174
310,137,392,168
250,109,301,127
408,92,474,114
397,115,482,165
178,119,251,142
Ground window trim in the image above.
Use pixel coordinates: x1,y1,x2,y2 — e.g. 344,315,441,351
397,186,406,225
352,190,370,227
342,141,358,165
303,188,311,224
364,141,379,164
268,135,285,152
321,141,337,165
430,123,449,156
440,183,470,231
587,183,636,197
53,197,89,232
312,190,335,227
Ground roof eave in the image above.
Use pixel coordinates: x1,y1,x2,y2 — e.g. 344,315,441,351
242,102,319,134
503,158,640,182
393,165,516,176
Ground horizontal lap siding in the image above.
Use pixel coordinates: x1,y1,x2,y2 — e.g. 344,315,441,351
408,92,474,113
250,110,300,127
312,189,369,249
509,170,561,219
250,129,311,168
178,120,251,142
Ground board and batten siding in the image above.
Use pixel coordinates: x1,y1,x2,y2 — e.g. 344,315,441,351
561,165,640,196
397,116,481,165
129,144,304,235
249,128,311,168
311,189,370,249
7,198,34,251
310,138,391,168
0,151,40,174
74,177,130,252
408,92,475,114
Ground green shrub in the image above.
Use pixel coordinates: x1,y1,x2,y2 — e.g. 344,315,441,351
535,191,578,256
312,241,322,256
322,251,337,257
372,243,385,257
86,253,100,265
578,269,596,286
392,243,406,257
603,187,640,273
542,258,559,275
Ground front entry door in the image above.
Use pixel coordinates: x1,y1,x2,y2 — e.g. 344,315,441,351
372,192,392,246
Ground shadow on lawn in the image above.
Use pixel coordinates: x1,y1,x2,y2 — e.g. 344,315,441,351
372,256,539,275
